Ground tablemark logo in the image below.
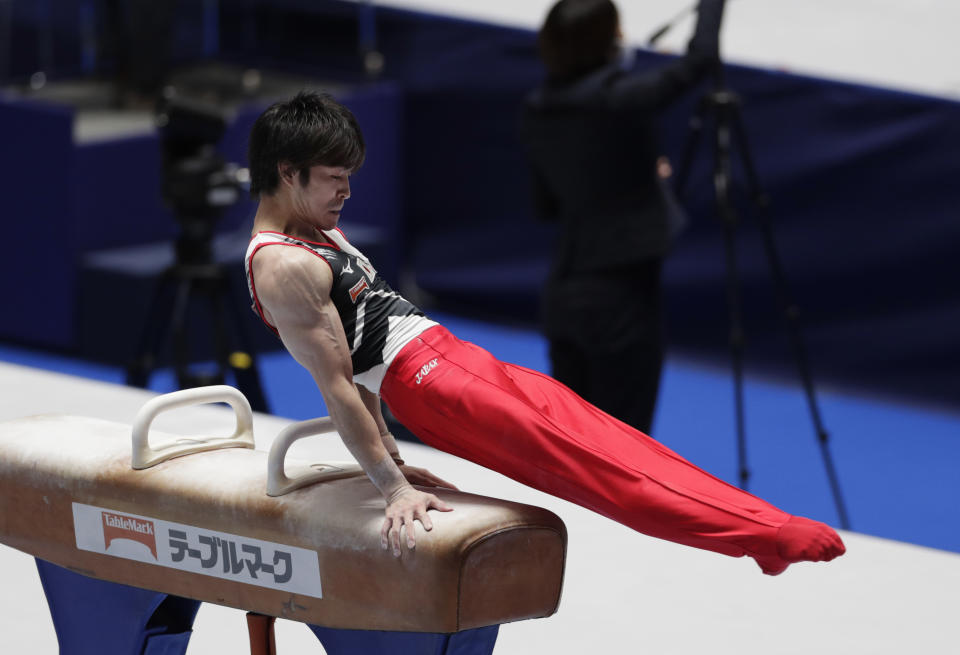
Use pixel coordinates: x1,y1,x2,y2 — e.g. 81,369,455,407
102,511,158,559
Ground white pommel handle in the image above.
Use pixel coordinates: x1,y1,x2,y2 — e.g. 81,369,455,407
267,417,364,497
131,385,255,470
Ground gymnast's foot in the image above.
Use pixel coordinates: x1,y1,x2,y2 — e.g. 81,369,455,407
755,516,846,576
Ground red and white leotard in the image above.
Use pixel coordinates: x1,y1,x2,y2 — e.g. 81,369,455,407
245,228,437,393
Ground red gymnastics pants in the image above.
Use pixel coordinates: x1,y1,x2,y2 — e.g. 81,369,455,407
380,325,792,564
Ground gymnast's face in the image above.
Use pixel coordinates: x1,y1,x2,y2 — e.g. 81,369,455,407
285,164,352,231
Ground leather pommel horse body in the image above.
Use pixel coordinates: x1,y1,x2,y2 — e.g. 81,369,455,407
0,386,566,641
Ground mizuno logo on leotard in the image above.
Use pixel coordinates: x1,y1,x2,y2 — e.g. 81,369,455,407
415,359,439,384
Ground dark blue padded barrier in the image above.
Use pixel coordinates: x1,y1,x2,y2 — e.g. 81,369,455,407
289,4,958,410
400,43,960,411
1,80,402,368
0,89,186,349
406,51,960,408
77,230,273,367
1,0,211,84
1,1,958,410
72,83,403,368
0,91,179,349
655,66,960,409
76,223,391,366
74,134,178,251
36,558,499,654
0,95,76,348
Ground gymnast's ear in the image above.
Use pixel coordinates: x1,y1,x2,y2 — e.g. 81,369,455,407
278,162,299,188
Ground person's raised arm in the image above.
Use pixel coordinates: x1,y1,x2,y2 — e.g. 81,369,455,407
251,246,451,555
687,0,725,60
611,0,726,111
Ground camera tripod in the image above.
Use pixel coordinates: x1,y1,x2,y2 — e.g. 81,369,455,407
675,70,851,529
126,232,270,414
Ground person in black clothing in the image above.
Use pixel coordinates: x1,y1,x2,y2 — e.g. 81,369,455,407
520,0,724,433
100,0,180,108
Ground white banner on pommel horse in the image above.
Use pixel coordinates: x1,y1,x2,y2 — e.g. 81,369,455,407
72,502,324,598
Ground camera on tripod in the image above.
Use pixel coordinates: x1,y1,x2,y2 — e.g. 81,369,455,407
125,95,268,412
156,95,249,266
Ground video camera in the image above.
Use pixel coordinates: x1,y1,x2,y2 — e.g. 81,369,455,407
155,96,249,265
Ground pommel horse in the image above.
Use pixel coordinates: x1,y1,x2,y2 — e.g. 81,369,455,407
0,386,567,654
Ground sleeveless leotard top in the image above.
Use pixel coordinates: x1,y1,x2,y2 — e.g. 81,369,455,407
245,228,437,393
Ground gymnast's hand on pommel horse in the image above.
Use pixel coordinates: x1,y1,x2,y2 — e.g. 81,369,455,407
245,91,845,578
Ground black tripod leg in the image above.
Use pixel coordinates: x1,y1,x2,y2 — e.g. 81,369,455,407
127,270,174,387
676,100,708,196
203,277,230,388
170,276,195,390
712,104,751,491
729,110,851,529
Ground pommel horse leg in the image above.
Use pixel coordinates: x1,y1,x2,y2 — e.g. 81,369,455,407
36,559,201,655
246,613,277,655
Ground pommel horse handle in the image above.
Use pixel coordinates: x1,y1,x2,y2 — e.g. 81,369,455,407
131,385,255,470
267,417,364,497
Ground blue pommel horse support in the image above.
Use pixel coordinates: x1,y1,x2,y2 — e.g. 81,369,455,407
0,386,567,654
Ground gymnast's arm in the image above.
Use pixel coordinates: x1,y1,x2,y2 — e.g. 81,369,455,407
357,386,459,490
250,246,452,556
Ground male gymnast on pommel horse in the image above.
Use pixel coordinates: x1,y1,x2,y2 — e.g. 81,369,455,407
243,91,845,576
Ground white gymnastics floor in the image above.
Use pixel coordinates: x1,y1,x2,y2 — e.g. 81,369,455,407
374,0,960,99
2,361,959,654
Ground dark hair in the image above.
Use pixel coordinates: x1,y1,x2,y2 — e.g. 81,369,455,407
248,91,366,196
538,0,620,83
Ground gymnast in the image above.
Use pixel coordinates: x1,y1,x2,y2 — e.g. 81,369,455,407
243,91,845,575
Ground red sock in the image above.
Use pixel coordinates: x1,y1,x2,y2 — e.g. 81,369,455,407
756,516,846,575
